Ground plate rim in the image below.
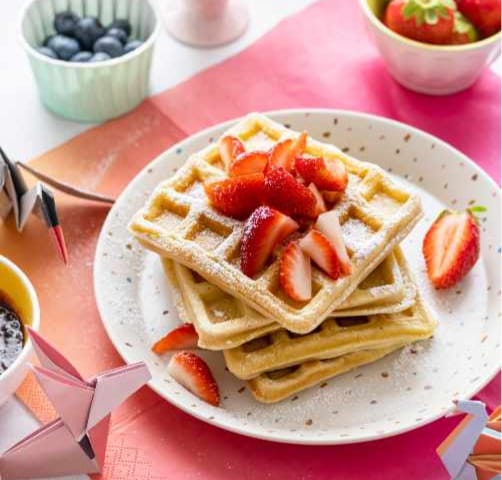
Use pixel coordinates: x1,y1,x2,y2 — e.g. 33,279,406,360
93,108,501,445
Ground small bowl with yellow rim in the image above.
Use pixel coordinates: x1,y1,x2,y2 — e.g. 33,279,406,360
360,0,501,95
0,256,40,406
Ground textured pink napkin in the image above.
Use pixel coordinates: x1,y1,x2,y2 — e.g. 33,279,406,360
13,1,500,479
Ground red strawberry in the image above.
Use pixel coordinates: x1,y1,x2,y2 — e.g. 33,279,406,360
279,241,312,301
308,183,327,216
299,229,345,280
383,0,456,45
457,0,500,38
264,167,317,218
268,131,307,171
315,211,352,275
241,206,299,277
423,209,481,289
229,151,269,177
204,173,265,220
167,351,220,406
295,156,348,193
219,135,245,170
152,324,198,354
451,11,479,43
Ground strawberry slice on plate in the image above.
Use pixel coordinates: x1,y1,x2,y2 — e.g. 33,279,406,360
295,156,348,192
229,151,269,177
268,131,307,171
204,173,265,220
423,208,481,289
167,351,220,406
315,210,352,275
219,135,245,170
299,229,346,280
241,206,299,277
264,167,317,218
308,183,327,216
280,241,312,302
152,323,198,354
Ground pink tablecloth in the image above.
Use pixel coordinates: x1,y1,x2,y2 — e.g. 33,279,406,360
11,0,500,479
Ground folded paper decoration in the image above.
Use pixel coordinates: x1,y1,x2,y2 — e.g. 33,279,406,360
437,400,501,480
0,328,151,479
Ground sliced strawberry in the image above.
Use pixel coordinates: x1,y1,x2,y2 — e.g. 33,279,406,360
264,167,317,218
229,151,268,177
295,156,348,192
280,241,312,302
241,206,299,277
423,209,480,289
268,131,307,171
299,229,345,280
308,183,327,216
315,211,352,275
167,351,220,406
152,324,198,354
204,173,265,220
219,135,245,170
322,190,343,205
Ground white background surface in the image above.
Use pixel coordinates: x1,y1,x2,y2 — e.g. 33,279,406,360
0,0,499,477
0,1,314,479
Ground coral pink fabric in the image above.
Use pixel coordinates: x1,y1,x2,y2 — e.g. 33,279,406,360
7,0,500,479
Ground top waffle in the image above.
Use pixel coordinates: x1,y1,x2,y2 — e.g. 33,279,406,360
129,113,422,333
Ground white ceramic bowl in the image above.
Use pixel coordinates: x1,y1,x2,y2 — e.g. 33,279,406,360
0,256,40,407
19,0,160,123
360,0,501,95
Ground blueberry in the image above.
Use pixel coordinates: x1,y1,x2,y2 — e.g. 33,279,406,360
89,52,111,62
74,17,105,50
108,18,131,36
37,46,58,59
106,27,128,44
54,11,79,36
93,36,123,58
70,51,93,62
123,40,143,54
47,34,80,61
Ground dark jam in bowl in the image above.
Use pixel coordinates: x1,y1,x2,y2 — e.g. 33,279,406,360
0,302,24,375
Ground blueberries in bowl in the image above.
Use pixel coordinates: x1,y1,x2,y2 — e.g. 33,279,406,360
74,17,105,50
94,36,123,57
46,34,80,60
38,11,144,63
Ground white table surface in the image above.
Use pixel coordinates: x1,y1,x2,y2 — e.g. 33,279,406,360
0,0,499,478
0,1,314,479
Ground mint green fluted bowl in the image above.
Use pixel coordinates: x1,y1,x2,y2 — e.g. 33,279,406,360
20,0,160,123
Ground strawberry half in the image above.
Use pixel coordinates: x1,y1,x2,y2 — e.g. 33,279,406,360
152,323,198,354
295,156,348,192
229,151,269,177
167,351,220,406
422,209,480,289
219,135,245,170
308,183,327,216
280,241,312,302
268,131,307,171
264,166,317,218
241,206,299,277
315,211,352,275
299,229,346,280
204,173,265,220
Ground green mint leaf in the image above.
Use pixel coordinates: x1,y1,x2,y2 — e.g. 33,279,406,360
469,206,487,213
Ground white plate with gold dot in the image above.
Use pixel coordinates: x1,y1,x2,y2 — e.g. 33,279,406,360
94,109,501,445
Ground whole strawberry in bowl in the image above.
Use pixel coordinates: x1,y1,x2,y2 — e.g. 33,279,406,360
360,0,501,94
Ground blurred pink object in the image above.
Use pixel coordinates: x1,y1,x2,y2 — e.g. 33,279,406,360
0,328,150,480
163,0,249,47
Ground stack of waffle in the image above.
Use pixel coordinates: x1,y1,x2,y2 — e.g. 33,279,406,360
129,113,437,403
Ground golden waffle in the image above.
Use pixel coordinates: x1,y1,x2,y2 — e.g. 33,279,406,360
162,247,417,350
247,345,407,403
129,113,422,334
223,288,436,381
